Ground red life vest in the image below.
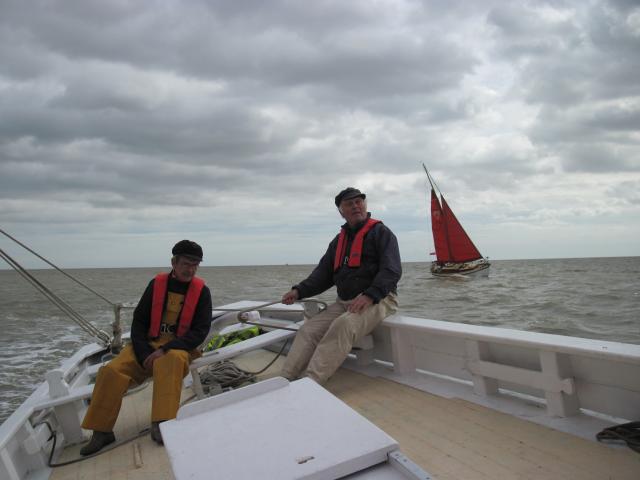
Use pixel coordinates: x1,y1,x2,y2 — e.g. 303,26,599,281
333,218,381,271
149,272,206,338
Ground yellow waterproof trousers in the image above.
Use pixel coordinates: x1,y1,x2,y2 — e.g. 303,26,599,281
81,342,192,432
281,293,398,384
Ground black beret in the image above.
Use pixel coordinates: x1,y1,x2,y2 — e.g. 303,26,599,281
335,187,366,207
172,240,203,261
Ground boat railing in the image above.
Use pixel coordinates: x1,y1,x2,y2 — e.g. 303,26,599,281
375,315,640,421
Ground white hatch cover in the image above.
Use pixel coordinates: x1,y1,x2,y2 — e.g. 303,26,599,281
161,377,400,480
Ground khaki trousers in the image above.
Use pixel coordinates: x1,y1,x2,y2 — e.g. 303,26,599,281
282,293,398,384
81,341,193,432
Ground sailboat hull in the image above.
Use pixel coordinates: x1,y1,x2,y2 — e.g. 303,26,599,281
431,258,490,277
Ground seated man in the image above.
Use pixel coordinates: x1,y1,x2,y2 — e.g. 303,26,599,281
281,187,401,384
80,240,212,455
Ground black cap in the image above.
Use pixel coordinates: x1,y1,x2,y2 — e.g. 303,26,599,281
335,187,366,207
172,240,203,262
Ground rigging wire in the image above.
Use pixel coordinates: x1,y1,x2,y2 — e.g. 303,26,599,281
0,248,111,345
0,228,116,306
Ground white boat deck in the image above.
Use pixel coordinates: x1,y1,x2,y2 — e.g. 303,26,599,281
48,349,640,480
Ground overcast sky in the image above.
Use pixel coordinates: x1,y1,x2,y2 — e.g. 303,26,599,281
1,0,639,269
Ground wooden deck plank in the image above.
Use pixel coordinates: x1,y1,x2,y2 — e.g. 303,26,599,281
50,383,176,480
353,377,599,480
325,368,640,480
447,397,640,479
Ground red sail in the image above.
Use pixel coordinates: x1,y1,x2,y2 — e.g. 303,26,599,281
441,195,482,262
430,189,451,262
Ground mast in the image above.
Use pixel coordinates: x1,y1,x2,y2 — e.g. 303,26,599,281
422,163,443,198
423,163,451,263
422,163,439,198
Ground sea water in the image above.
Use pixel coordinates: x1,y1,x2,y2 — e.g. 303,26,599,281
1,257,639,423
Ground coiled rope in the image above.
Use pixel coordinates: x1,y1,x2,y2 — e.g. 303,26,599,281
199,339,291,393
596,421,640,454
197,299,326,394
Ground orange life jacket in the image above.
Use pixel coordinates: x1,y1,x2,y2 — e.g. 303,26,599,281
149,272,205,338
333,218,381,271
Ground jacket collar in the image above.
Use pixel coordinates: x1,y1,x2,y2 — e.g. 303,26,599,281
341,212,372,234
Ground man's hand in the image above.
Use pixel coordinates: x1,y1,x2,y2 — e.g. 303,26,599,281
143,348,165,371
348,294,373,314
281,289,300,305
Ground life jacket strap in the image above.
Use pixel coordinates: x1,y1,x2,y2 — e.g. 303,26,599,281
333,218,381,271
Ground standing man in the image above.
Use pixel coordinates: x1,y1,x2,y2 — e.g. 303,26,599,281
281,187,401,384
80,240,212,455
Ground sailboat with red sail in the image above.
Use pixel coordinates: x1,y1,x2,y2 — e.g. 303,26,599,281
423,164,490,277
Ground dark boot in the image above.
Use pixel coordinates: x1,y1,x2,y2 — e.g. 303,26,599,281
150,421,164,445
79,431,115,456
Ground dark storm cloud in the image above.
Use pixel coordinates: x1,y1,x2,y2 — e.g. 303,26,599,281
487,1,640,174
0,0,479,203
1,0,639,264
2,0,474,101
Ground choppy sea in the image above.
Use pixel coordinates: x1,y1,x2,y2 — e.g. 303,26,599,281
1,257,639,424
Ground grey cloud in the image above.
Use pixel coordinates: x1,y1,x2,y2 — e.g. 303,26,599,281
487,1,640,175
607,180,640,205
490,1,640,105
1,0,638,262
2,1,476,106
487,3,581,59
562,144,638,172
584,106,640,133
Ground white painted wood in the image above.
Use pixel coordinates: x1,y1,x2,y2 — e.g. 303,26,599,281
390,328,416,374
353,335,375,366
177,376,289,419
344,461,426,479
0,447,21,480
465,340,499,396
467,359,574,392
162,378,399,480
52,402,85,445
355,349,374,366
45,370,70,399
575,381,640,420
412,347,470,380
31,384,94,410
21,422,47,455
540,350,581,417
387,451,433,479
354,335,374,350
382,315,640,421
384,315,640,363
